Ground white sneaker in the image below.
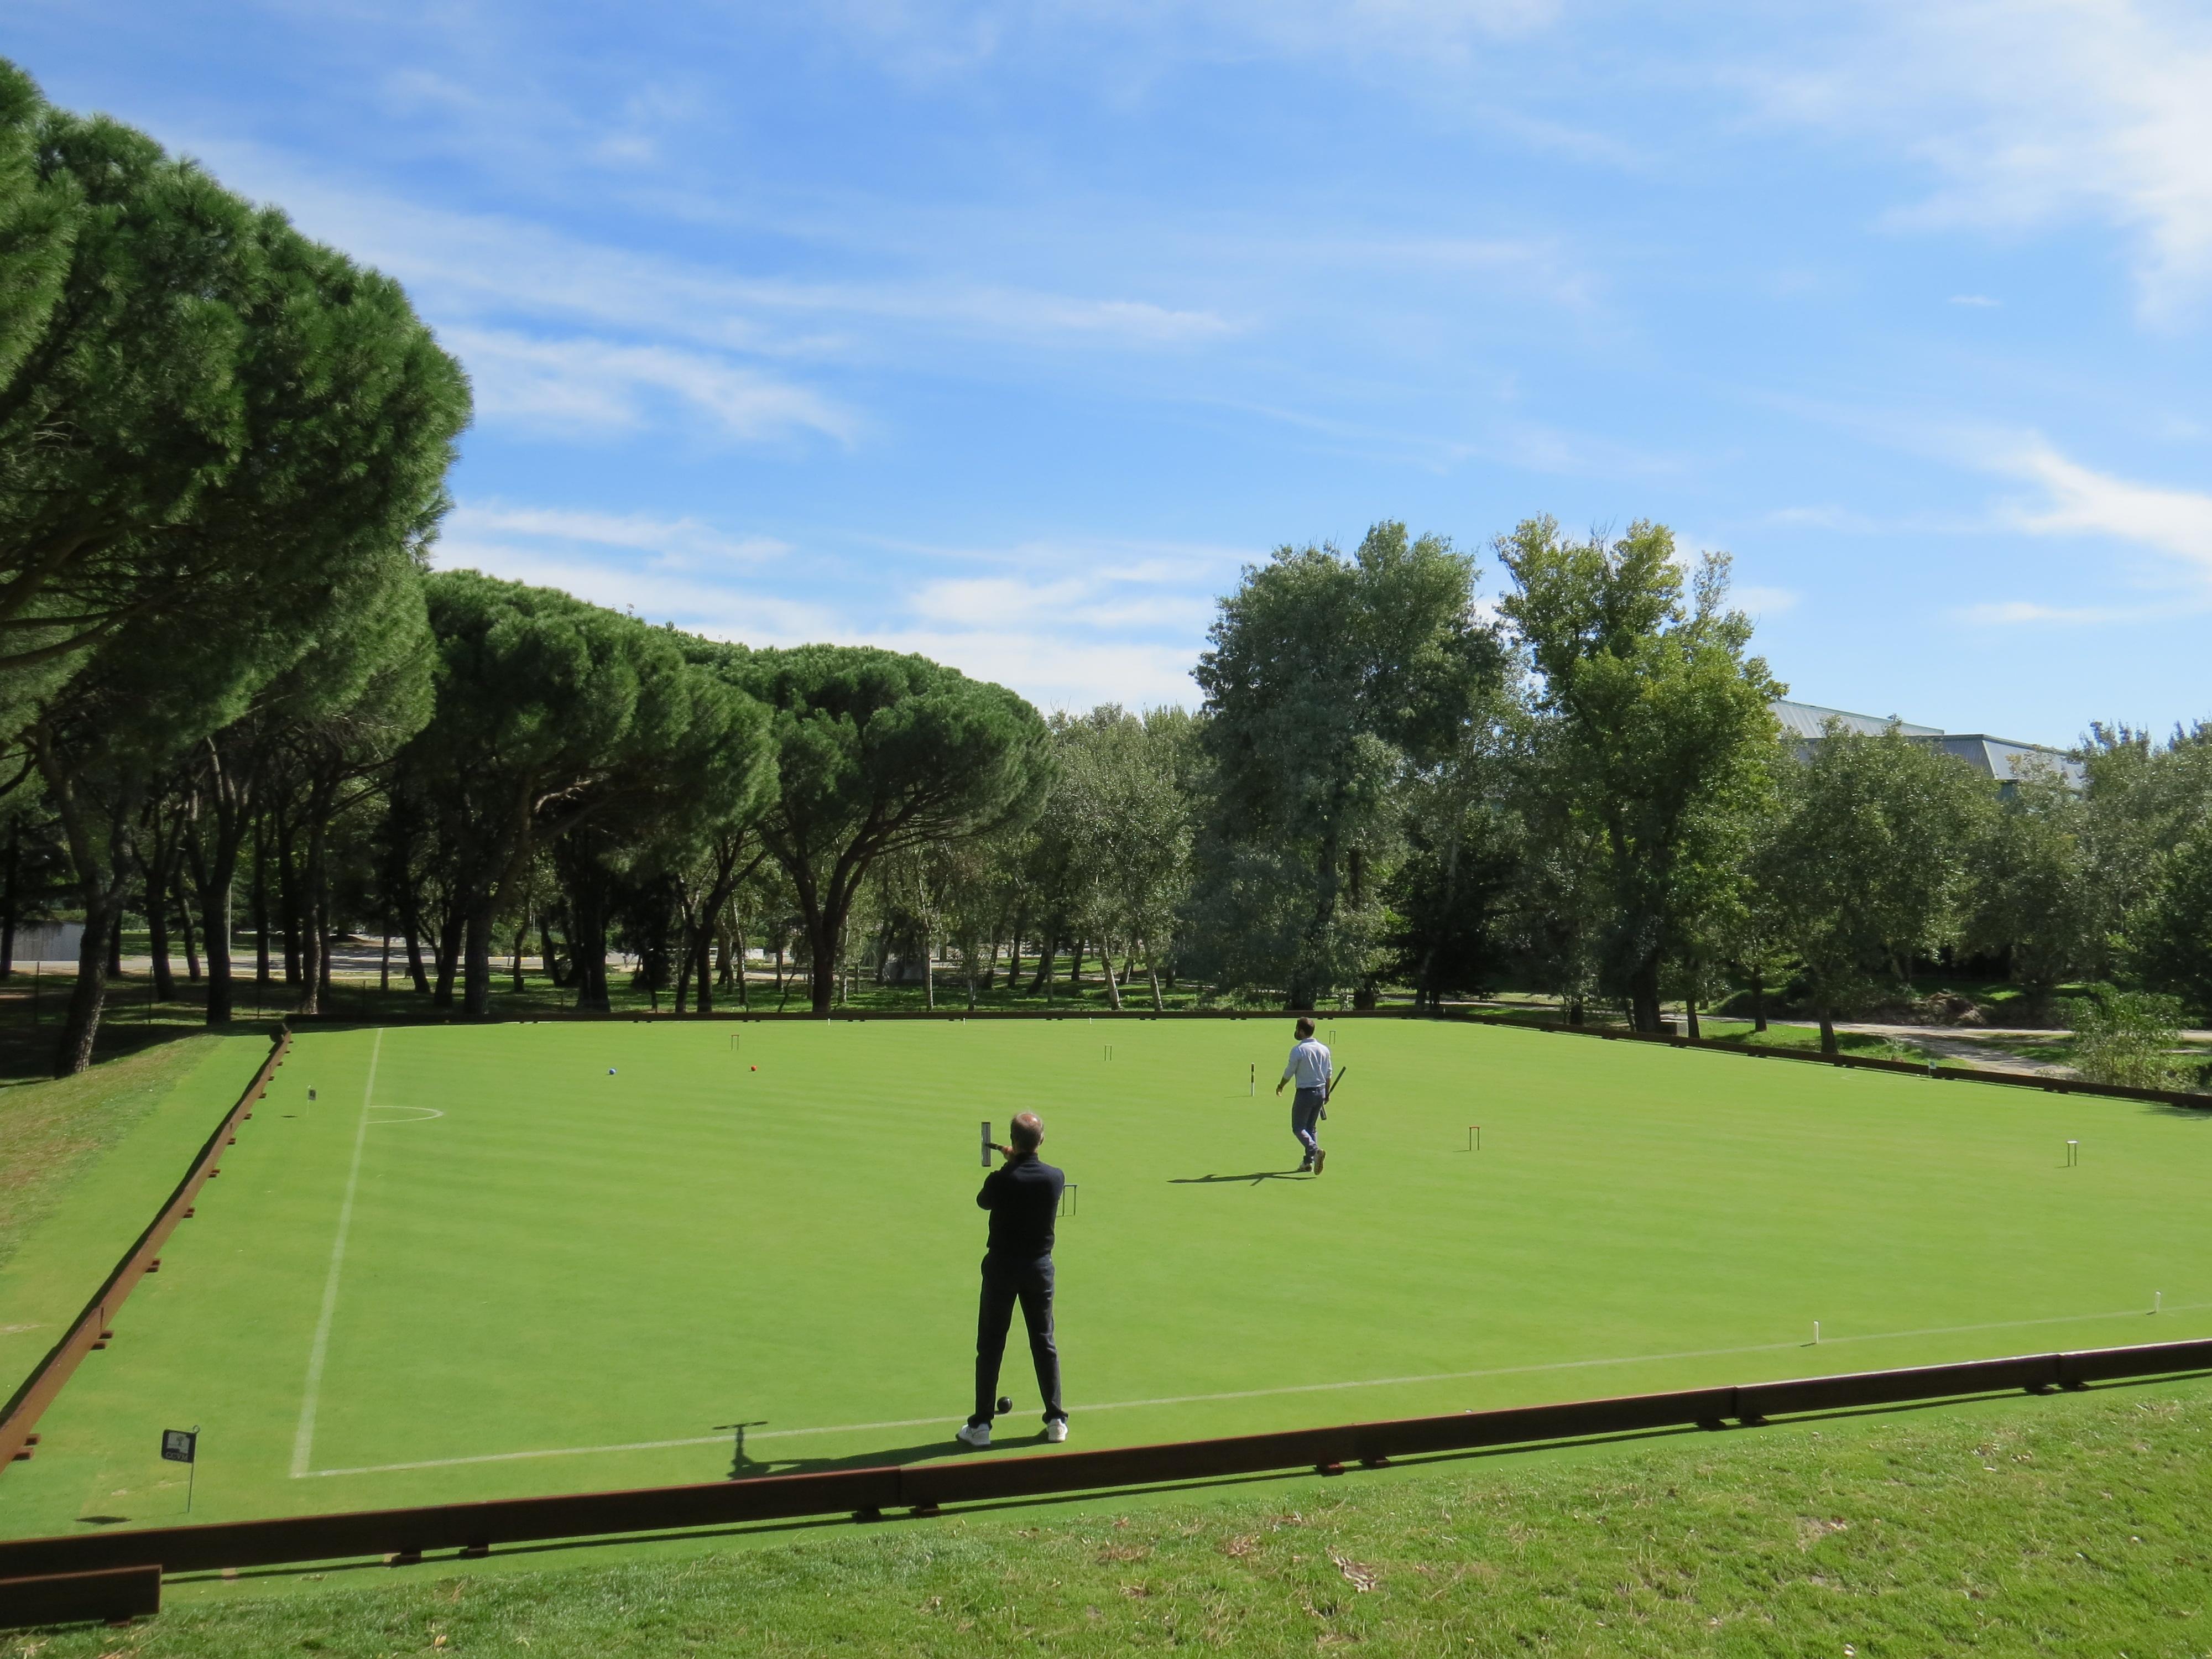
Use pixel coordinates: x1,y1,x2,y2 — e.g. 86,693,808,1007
1045,1418,1069,1443
956,1421,991,1449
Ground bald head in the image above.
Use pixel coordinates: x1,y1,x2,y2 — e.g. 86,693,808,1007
1010,1111,1044,1152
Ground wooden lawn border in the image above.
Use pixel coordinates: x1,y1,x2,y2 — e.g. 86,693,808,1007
0,1030,291,1475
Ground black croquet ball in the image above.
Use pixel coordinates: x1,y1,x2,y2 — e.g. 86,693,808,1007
996,1395,1013,1416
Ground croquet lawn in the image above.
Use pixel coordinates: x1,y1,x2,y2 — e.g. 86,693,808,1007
3,1015,2209,1545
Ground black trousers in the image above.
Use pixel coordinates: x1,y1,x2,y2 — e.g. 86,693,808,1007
972,1251,1063,1426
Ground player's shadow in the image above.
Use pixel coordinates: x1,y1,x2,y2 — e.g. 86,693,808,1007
1168,1170,1314,1186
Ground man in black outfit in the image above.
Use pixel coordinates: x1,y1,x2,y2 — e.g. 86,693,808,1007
958,1110,1068,1449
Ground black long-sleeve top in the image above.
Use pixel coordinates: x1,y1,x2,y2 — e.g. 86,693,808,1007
976,1153,1063,1260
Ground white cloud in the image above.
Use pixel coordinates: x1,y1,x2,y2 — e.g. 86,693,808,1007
446,329,856,444
1730,585,1799,615
1948,294,2001,307
445,504,791,567
429,541,839,643
1998,439,2212,578
194,145,1238,358
1958,598,2142,625
860,627,1203,712
431,507,1237,710
1750,0,2212,321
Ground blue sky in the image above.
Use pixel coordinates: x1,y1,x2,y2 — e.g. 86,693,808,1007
10,1,2212,744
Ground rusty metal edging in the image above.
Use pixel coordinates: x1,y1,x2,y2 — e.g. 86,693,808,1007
5,1335,2212,1594
0,1030,291,1474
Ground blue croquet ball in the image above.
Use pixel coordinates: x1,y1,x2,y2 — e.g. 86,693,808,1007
608,1068,616,1075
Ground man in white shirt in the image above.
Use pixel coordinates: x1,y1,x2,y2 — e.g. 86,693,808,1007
1274,1016,1332,1173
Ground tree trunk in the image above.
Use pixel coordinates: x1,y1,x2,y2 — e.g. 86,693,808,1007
538,912,563,988
1067,939,1082,993
807,910,840,1015
176,869,200,981
380,907,392,994
923,928,935,1010
297,817,327,1017
404,914,430,996
463,901,493,1017
433,901,462,1008
143,844,176,1003
192,815,244,1028
694,930,714,1014
510,912,528,992
1817,1004,1838,1056
276,811,301,985
1102,938,1124,1011
55,884,123,1076
107,908,122,975
1629,954,1663,1033
1568,997,1584,1026
566,866,611,1014
316,884,333,1011
1144,937,1164,1013
1,820,18,978
1027,933,1055,997
252,820,272,985
1684,988,1700,1041
1750,970,1767,1034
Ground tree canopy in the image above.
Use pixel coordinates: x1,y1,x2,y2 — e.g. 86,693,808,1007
734,644,1053,1014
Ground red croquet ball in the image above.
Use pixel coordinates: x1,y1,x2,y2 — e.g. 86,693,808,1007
750,1065,757,1071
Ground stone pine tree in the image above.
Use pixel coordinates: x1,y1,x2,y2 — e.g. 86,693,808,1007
18,130,467,1072
0,87,258,734
397,573,768,1018
735,645,1053,1015
1192,521,1504,1008
1496,518,1782,1033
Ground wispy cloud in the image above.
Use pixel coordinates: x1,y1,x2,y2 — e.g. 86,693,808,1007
197,145,1239,357
430,540,841,643
1958,598,2149,625
1997,439,2212,578
1745,0,2212,321
1731,584,1799,615
1945,436,2212,623
445,503,791,567
447,328,856,444
433,505,1239,709
1948,294,2000,307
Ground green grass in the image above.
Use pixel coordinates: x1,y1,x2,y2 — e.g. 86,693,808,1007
6,1015,2212,1553
17,1380,2212,1652
0,1035,275,1405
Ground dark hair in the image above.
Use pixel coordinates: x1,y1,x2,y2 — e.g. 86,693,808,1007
1010,1111,1044,1151
1295,1016,1315,1039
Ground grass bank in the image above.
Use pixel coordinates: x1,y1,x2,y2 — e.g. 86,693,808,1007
19,1380,2212,1654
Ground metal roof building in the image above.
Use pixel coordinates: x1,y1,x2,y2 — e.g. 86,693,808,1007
1771,699,2084,789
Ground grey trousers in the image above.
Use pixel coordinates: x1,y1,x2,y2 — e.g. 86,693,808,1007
1291,1086,1326,1159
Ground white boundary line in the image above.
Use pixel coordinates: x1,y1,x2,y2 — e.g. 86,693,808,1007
290,1029,383,1479
297,1297,2212,1479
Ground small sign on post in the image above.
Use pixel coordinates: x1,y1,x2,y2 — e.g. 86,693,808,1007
162,1426,200,1512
